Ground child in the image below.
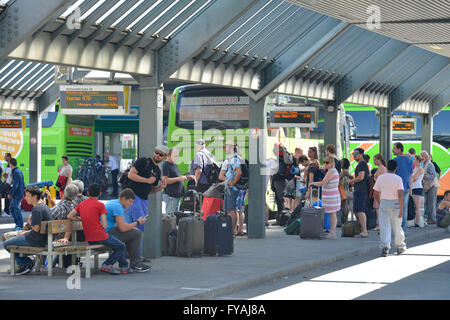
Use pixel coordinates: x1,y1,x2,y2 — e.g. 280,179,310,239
309,188,330,233
67,184,129,274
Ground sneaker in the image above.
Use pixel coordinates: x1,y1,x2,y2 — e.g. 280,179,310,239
131,263,152,273
16,261,34,275
14,226,23,231
140,257,152,263
396,247,406,255
120,266,133,274
101,264,120,275
381,247,389,257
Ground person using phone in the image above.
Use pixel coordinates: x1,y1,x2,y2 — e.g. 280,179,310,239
162,148,194,214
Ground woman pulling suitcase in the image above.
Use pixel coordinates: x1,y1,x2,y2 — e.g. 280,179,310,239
310,156,341,239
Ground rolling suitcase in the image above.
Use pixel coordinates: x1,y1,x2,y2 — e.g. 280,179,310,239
168,229,177,256
299,187,323,239
204,212,233,256
177,215,204,257
180,190,203,212
299,207,324,239
161,213,176,256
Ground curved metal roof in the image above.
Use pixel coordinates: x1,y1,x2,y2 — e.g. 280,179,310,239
0,0,448,115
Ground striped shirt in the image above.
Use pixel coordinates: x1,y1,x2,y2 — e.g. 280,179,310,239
322,168,341,213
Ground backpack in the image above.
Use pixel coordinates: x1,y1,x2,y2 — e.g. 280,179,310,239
118,170,130,188
199,150,220,184
231,157,249,190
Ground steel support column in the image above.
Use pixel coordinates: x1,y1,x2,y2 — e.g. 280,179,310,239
247,96,266,239
421,114,433,156
138,76,164,259
324,105,339,158
379,108,392,161
28,111,41,183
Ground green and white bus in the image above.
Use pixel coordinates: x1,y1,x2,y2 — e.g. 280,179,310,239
0,101,95,185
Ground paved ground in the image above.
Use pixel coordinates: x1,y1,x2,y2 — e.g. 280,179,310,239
0,215,448,300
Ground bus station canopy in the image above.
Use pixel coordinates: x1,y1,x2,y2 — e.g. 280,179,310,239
0,0,448,115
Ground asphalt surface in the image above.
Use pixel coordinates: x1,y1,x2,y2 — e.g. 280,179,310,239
0,211,448,300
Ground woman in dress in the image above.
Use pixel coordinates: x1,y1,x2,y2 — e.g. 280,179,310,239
311,156,341,239
411,155,425,227
373,154,387,230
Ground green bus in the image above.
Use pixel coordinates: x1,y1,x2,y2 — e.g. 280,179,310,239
167,85,449,198
0,101,95,185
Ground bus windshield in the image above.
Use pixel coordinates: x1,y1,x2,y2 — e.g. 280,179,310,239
175,87,249,130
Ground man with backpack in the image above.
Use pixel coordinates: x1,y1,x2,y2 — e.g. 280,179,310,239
219,141,245,236
270,143,294,214
190,139,219,193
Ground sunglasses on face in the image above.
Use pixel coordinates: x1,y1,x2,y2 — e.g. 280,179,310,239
154,151,166,157
324,161,330,164
352,152,359,156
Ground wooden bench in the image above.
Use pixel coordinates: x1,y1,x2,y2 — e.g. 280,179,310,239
7,220,111,278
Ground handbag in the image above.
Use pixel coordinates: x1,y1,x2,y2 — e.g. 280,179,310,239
56,175,68,190
341,211,361,237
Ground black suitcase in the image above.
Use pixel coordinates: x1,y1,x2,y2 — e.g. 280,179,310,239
204,212,233,256
299,207,324,239
177,215,204,257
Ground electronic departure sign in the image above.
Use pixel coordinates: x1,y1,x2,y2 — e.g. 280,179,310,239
0,116,25,131
60,85,131,115
269,107,318,128
392,117,416,135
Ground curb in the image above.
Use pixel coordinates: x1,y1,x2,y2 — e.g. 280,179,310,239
174,227,449,300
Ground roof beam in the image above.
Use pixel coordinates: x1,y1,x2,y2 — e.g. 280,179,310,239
37,69,90,114
430,86,450,117
158,0,260,82
253,18,349,101
389,56,449,111
335,39,410,105
0,0,71,60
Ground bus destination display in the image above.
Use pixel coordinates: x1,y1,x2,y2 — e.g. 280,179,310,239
392,118,416,135
60,85,130,115
0,117,24,130
269,107,317,128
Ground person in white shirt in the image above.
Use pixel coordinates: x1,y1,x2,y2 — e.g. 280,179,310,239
373,160,406,257
105,152,120,197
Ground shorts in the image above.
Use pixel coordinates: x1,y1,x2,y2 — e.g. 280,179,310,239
236,190,247,211
224,186,240,211
353,191,368,214
412,188,423,196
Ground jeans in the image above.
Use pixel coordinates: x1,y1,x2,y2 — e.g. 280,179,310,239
89,234,128,268
162,194,180,214
379,200,406,250
3,235,35,267
424,186,438,222
271,179,286,213
9,197,23,228
109,227,143,267
224,185,240,211
401,189,410,233
111,169,119,196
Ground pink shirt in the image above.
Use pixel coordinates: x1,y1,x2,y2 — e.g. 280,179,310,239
373,173,404,200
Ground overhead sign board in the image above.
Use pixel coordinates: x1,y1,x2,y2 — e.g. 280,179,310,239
269,107,318,128
60,85,131,115
392,117,416,135
0,116,26,131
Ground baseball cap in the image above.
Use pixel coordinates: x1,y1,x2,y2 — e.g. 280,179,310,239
155,145,169,155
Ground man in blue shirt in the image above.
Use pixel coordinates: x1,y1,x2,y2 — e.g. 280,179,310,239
105,188,151,273
8,158,24,230
219,141,242,236
393,142,413,233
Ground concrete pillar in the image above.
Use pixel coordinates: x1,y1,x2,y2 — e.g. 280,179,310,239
138,77,164,258
248,97,266,239
324,105,339,157
29,112,41,183
421,113,433,155
379,108,393,161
